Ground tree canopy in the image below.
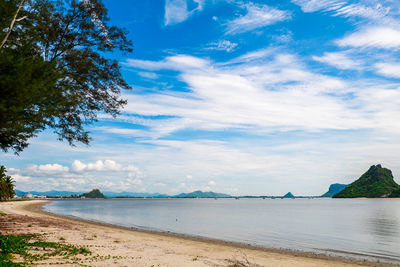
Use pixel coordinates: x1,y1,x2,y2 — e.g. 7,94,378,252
0,0,133,154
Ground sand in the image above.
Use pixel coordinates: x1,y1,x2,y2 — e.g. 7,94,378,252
0,200,396,267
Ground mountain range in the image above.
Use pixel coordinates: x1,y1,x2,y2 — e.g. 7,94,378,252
14,189,231,198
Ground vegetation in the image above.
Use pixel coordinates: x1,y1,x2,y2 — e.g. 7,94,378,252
333,164,400,198
0,165,15,200
0,234,90,265
81,188,106,198
389,187,400,198
321,183,348,197
0,0,133,154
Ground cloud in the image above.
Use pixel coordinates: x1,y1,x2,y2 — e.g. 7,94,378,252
336,27,400,49
206,40,238,52
26,164,69,174
313,51,361,70
225,3,291,34
138,72,158,79
71,160,140,173
124,55,209,71
375,62,400,78
164,0,204,26
208,180,216,186
291,0,390,20
11,174,30,183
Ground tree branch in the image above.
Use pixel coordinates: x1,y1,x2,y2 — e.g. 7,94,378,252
0,0,25,49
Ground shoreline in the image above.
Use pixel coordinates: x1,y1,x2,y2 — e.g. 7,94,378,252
1,200,398,266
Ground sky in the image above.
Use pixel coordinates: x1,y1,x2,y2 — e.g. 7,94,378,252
4,0,400,196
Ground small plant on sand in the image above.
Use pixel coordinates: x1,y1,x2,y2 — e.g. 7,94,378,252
0,234,91,265
0,211,7,216
59,237,65,241
192,256,198,261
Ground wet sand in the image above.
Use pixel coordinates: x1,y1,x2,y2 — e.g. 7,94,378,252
0,200,396,267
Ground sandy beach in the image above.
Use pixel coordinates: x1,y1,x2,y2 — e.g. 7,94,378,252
0,200,396,267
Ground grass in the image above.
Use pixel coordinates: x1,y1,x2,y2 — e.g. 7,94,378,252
0,211,7,216
0,234,91,266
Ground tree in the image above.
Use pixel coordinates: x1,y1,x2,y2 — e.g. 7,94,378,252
0,0,133,154
0,165,15,200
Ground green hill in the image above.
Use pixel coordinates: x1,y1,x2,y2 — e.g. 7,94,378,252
333,165,399,198
321,183,348,197
81,189,106,199
389,187,400,197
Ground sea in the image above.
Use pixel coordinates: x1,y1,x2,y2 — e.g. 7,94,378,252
43,198,400,264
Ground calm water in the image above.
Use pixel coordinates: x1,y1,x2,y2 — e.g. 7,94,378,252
44,198,400,263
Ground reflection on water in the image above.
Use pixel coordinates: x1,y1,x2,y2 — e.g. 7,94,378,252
44,198,400,264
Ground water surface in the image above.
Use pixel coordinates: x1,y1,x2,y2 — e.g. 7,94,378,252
44,198,400,263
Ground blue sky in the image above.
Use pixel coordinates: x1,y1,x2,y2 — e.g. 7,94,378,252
4,0,400,195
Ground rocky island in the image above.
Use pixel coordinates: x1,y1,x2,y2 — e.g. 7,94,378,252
333,164,400,198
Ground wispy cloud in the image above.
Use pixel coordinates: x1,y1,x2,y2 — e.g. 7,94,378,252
164,0,204,26
206,40,238,52
225,3,291,34
375,62,400,78
313,51,362,70
336,27,400,49
291,0,390,20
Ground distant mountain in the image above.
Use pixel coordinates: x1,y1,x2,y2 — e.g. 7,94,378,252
321,184,348,197
334,164,400,198
81,189,106,199
282,192,295,198
173,190,231,198
14,189,83,197
102,191,168,198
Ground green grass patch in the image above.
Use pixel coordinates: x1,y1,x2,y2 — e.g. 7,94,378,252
0,211,7,216
0,234,91,265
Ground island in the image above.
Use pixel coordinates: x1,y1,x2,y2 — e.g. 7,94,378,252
80,189,106,199
333,164,400,198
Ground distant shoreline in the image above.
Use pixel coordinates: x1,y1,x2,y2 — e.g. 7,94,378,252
1,200,398,266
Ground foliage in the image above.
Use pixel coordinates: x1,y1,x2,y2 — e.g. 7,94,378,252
0,165,15,200
333,164,399,198
81,188,106,198
0,0,133,154
389,187,400,198
0,234,91,265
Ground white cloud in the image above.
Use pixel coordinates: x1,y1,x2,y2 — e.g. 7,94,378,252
124,55,209,71
11,174,30,183
71,160,86,172
164,0,204,26
375,62,400,78
336,27,400,49
138,72,158,79
313,51,361,70
71,160,140,173
225,3,290,34
186,175,193,179
26,163,69,174
208,180,216,186
291,0,390,20
206,40,238,52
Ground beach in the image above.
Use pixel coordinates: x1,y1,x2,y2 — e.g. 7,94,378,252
0,200,396,267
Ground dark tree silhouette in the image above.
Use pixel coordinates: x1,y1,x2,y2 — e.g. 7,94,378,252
0,0,133,153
